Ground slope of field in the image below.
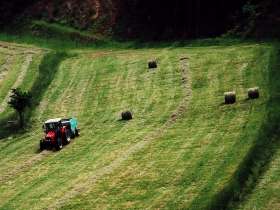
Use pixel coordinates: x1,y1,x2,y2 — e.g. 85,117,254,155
235,46,280,210
237,146,280,210
0,42,45,140
0,40,278,209
0,42,43,113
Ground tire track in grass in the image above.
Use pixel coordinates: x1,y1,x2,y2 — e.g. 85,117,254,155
0,129,41,158
0,41,43,54
59,57,96,118
53,58,81,116
150,49,249,208
0,54,33,113
0,129,50,180
155,51,230,208
48,55,192,210
0,55,13,83
0,150,51,184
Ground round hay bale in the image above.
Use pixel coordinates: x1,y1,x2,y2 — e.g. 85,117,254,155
224,91,236,104
121,111,133,121
248,87,259,99
148,60,157,69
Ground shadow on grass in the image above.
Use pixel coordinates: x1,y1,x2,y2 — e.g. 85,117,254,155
189,44,280,210
29,51,70,108
0,51,72,140
0,112,22,139
205,104,280,210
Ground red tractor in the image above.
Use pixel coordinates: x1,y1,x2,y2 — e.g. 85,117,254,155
39,118,78,151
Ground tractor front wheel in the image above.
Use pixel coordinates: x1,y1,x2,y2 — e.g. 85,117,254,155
55,138,63,150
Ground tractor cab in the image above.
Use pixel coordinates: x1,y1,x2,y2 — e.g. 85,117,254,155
40,118,68,151
43,118,62,133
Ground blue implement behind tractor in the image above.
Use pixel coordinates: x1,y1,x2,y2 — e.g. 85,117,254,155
62,118,79,138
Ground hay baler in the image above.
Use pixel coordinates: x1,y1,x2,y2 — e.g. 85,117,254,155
61,118,79,138
39,118,79,151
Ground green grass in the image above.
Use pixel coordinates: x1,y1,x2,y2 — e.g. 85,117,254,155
0,43,45,110
0,20,133,51
233,45,280,210
236,144,280,210
0,46,46,138
0,37,279,210
32,21,98,37
0,54,24,102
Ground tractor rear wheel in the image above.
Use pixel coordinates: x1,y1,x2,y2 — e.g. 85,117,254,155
55,138,63,150
40,140,45,151
70,130,75,138
65,129,71,144
75,128,79,137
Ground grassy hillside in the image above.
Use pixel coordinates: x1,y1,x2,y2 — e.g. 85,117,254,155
0,42,45,137
235,46,280,210
237,146,280,210
0,38,279,209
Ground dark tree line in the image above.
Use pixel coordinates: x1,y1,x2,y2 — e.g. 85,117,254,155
118,0,280,39
118,0,248,39
0,0,36,27
0,0,279,39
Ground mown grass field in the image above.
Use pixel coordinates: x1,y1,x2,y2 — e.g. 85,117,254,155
235,46,280,210
0,38,279,209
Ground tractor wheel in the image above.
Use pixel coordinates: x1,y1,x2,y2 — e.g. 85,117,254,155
40,140,45,151
70,130,75,139
55,138,63,150
75,128,79,137
65,129,71,144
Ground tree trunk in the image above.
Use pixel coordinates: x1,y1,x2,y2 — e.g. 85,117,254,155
18,111,24,128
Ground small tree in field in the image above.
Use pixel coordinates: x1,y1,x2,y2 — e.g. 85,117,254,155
8,88,32,128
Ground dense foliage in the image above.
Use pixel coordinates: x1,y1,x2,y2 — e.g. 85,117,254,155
0,0,279,38
118,0,247,39
8,88,32,127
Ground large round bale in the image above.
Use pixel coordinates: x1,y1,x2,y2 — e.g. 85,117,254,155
248,87,260,99
148,60,157,69
224,91,236,104
121,111,133,121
